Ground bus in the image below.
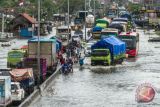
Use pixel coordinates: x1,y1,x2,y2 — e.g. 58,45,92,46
118,32,139,57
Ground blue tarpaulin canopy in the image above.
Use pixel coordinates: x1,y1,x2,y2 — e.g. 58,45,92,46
91,36,126,56
50,36,62,51
92,26,103,32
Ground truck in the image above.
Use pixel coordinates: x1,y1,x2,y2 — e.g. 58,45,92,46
95,18,110,28
86,14,95,28
91,36,126,66
92,26,103,40
0,76,12,107
101,28,119,38
78,11,88,22
28,38,57,73
7,49,26,68
71,18,83,30
56,26,71,47
23,58,47,83
11,82,25,102
9,68,34,95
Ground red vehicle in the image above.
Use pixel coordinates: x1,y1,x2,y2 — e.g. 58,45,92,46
118,32,139,57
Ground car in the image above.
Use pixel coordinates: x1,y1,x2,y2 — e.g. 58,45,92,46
72,34,81,42
11,82,25,102
74,30,83,39
85,42,95,57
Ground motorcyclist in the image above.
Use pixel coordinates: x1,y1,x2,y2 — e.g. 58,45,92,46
67,57,73,72
79,56,85,66
62,60,69,74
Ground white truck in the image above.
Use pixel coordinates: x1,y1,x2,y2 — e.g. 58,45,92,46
0,76,12,107
86,14,95,28
11,82,25,102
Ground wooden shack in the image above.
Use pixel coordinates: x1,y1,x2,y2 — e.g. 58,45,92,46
10,13,37,37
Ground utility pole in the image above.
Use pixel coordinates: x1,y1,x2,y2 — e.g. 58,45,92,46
67,0,70,43
37,0,41,88
85,0,87,41
94,0,96,19
1,13,4,38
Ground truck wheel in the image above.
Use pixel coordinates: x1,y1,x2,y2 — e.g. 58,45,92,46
119,59,124,64
91,62,95,66
104,62,107,66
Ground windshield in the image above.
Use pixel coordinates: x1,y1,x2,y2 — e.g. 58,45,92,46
87,46,91,50
101,32,117,36
11,84,18,90
118,36,136,49
75,20,82,24
72,36,79,38
113,19,128,22
92,50,109,56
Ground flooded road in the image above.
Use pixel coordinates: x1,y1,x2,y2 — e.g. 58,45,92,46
29,29,160,107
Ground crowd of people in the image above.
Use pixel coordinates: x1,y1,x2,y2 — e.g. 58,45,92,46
57,40,85,74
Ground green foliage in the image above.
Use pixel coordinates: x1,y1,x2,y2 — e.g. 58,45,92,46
127,2,142,12
0,0,100,20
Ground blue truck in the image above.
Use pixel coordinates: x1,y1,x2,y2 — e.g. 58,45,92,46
91,36,126,66
92,26,103,40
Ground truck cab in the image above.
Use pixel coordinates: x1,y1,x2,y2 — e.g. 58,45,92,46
101,28,119,38
91,49,111,66
7,49,26,68
11,82,25,102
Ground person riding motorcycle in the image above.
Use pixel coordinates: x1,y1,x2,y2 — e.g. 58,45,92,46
79,57,85,66
62,61,69,74
68,57,73,72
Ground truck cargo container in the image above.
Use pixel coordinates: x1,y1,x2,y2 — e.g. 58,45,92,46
91,36,126,66
9,68,34,94
28,38,57,73
23,58,47,83
0,76,12,107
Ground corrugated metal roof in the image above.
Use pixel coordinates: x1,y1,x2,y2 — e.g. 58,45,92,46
20,13,37,24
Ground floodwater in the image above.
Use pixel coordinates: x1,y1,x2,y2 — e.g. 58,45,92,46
29,29,160,107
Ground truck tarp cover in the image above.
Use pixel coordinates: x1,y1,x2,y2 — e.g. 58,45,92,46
92,26,103,32
9,68,34,81
91,36,126,55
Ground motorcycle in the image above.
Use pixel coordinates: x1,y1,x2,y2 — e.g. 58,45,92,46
62,64,69,74
68,63,73,72
79,58,84,67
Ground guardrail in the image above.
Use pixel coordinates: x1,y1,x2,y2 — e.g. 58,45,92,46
19,66,62,107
